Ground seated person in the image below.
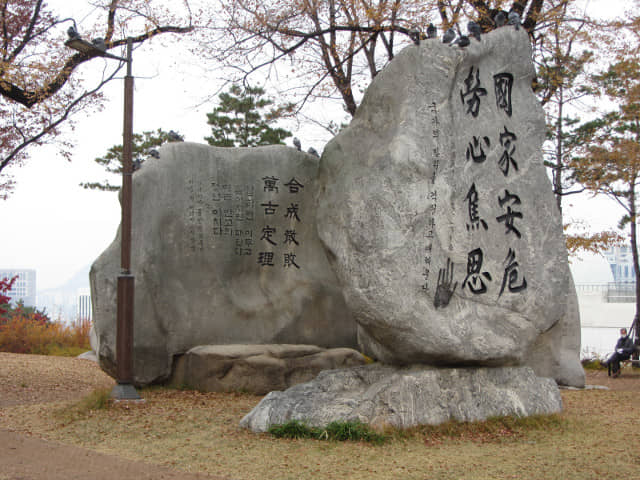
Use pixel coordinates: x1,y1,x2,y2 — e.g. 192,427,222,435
602,328,635,377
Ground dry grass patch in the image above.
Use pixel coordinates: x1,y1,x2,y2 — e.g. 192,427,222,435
2,354,640,480
0,352,114,407
2,385,639,480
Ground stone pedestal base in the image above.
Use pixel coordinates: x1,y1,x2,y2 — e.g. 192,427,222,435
169,344,367,395
110,383,143,402
240,364,561,432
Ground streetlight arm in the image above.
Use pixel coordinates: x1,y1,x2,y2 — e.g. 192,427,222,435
64,37,127,62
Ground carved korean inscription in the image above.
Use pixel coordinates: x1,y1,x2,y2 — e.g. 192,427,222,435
422,101,441,291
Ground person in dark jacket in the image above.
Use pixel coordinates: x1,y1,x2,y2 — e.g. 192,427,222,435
602,328,635,377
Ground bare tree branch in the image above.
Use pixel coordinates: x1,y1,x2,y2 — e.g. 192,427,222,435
1,65,122,173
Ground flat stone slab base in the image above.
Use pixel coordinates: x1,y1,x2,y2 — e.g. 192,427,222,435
240,364,562,432
169,344,368,395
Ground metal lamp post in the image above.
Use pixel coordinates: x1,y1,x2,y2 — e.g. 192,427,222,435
65,34,141,400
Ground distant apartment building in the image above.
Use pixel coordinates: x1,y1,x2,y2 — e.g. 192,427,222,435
0,268,37,307
77,288,92,321
603,246,636,284
599,246,636,303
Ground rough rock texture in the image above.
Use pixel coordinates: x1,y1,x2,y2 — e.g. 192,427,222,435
240,364,562,432
91,144,356,385
168,344,367,394
315,27,584,387
77,351,98,362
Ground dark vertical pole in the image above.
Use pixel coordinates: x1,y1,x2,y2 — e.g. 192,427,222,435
113,38,141,400
121,38,133,274
116,274,134,382
633,314,639,366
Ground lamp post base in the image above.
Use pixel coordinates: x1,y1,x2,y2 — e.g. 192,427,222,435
111,382,143,402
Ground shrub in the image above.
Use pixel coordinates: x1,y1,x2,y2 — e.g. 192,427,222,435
582,358,606,370
0,276,17,316
268,419,316,439
1,274,91,355
0,315,91,355
322,420,387,444
268,419,388,444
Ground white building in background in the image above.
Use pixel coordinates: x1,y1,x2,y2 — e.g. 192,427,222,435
571,250,637,357
0,268,37,307
77,288,92,322
603,245,636,283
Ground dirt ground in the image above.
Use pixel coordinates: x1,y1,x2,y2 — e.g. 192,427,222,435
1,352,639,480
578,366,640,392
0,353,229,480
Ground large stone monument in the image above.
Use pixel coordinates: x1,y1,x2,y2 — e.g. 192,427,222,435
92,22,583,428
90,144,357,385
241,26,583,430
315,26,583,384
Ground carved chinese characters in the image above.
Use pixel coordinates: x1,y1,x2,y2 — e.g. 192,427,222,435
183,171,312,271
431,65,526,307
257,176,305,269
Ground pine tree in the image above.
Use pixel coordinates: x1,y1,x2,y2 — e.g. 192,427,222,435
205,85,293,147
81,129,180,192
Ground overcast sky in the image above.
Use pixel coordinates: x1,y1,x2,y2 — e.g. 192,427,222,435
0,0,631,290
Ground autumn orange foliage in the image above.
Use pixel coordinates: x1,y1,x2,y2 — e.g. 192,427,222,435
0,317,91,356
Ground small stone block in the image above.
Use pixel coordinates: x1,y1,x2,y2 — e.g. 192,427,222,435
111,383,144,402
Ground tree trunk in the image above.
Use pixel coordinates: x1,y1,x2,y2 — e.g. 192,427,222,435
630,181,640,363
554,85,564,213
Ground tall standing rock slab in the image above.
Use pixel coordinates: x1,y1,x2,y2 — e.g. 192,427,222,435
91,143,356,385
315,28,584,386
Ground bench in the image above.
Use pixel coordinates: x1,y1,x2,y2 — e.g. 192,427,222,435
608,348,640,376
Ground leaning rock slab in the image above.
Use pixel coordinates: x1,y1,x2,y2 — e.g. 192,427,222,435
91,143,356,385
169,344,367,394
315,27,584,386
240,364,562,432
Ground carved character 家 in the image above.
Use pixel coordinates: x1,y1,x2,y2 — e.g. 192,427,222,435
498,127,518,176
